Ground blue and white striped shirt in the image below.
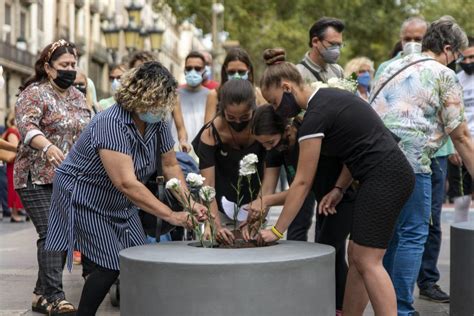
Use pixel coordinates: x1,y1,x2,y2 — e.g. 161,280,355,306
45,104,174,271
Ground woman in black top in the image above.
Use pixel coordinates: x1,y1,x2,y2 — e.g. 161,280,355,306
248,105,354,312
193,79,266,245
256,48,415,315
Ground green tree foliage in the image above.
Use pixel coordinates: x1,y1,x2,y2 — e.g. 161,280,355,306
157,0,472,80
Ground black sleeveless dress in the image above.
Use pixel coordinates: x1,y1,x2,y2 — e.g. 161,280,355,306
192,121,266,214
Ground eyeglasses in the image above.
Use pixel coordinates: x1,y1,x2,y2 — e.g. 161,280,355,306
109,75,121,80
227,70,248,76
402,37,423,43
185,66,204,72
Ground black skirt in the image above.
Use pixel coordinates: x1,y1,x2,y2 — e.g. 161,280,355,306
351,148,415,249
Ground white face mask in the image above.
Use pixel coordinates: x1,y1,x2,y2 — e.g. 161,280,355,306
0,66,4,90
403,42,422,55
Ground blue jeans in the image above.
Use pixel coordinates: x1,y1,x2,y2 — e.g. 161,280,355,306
383,173,431,316
417,157,447,290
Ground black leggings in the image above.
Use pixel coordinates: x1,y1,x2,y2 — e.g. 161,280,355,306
77,256,119,316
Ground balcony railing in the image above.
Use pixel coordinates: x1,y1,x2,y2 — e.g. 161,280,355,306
0,41,35,69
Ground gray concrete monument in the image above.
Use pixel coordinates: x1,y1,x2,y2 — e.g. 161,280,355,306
450,221,474,316
120,241,335,316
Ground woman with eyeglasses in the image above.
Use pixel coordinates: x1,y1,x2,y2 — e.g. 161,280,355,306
193,79,266,245
14,39,91,315
204,48,267,123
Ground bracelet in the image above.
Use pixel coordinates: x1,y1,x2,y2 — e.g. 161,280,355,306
42,143,53,154
334,185,345,194
271,226,284,239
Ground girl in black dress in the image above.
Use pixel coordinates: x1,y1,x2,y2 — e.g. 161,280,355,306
193,79,266,245
256,48,415,316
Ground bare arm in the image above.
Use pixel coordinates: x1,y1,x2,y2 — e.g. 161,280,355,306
0,138,17,152
260,167,288,207
172,96,190,152
274,138,321,233
204,90,218,124
450,122,474,177
99,149,191,227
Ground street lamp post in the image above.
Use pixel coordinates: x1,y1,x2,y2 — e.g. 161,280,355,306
124,21,141,52
102,22,120,64
148,20,165,52
137,28,149,51
124,0,143,26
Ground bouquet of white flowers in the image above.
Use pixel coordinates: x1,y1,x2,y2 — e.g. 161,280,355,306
166,173,217,247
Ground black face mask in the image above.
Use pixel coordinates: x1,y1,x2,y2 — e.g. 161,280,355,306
74,84,87,95
227,119,250,132
53,69,76,89
460,62,474,75
275,91,301,119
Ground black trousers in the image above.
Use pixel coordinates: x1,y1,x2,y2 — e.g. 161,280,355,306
77,256,119,316
315,199,353,310
287,191,316,241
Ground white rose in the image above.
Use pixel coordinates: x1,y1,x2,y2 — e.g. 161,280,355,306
327,77,339,85
186,173,205,187
199,186,216,203
242,153,258,166
165,178,181,190
239,164,257,176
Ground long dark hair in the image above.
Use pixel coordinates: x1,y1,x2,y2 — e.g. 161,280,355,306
251,104,285,136
220,48,254,86
217,79,256,116
19,40,76,92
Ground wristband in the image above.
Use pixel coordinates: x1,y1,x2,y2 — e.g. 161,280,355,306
42,143,53,154
334,185,345,194
271,226,284,239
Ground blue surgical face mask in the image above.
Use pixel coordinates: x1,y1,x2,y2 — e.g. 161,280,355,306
138,111,163,124
185,70,203,87
111,79,121,94
357,71,371,89
228,71,249,81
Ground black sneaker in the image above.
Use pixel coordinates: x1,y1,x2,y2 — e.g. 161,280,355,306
419,284,450,303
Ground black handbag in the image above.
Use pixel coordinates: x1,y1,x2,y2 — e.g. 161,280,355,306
139,135,182,239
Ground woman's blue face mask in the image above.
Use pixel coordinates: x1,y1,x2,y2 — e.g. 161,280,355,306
357,71,371,89
138,111,163,124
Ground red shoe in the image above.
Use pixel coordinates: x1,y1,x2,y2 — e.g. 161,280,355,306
73,251,82,265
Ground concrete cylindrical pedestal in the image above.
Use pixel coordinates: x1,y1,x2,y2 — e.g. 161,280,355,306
120,241,335,316
451,221,474,316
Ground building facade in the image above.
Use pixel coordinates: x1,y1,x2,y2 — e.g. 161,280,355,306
0,0,206,125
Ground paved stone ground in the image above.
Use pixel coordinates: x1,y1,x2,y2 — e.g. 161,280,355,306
0,206,471,316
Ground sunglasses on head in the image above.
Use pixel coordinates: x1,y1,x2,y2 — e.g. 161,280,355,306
185,66,203,72
227,70,248,76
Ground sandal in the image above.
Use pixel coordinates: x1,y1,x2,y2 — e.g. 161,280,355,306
32,295,51,314
49,299,76,316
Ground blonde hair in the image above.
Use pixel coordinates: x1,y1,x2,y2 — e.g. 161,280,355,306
344,57,374,77
115,61,177,114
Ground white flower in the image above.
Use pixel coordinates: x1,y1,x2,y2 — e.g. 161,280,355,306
199,186,216,203
241,153,259,165
186,173,205,187
239,163,257,176
239,154,259,176
165,178,181,190
327,77,339,85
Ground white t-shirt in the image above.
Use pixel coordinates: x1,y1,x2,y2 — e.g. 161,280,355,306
457,71,474,137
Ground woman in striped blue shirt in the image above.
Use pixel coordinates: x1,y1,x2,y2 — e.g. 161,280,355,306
45,61,207,315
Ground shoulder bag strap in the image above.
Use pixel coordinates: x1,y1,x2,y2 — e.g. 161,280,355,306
370,58,432,105
154,130,166,239
299,60,325,82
